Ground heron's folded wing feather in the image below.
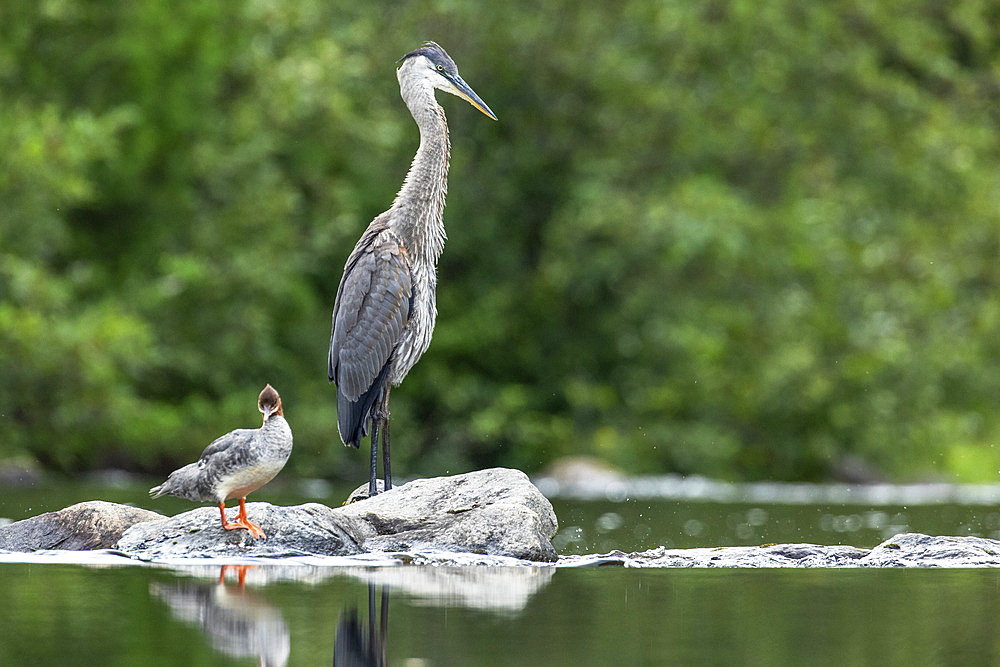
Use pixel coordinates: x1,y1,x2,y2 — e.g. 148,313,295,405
330,231,413,402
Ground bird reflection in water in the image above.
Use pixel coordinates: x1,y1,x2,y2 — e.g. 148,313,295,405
334,584,389,667
150,564,290,667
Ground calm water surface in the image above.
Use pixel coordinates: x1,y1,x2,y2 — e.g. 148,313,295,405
4,480,1000,664
3,562,1000,664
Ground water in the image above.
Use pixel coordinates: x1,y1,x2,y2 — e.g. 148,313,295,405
549,498,1000,554
4,479,1000,664
3,561,1000,664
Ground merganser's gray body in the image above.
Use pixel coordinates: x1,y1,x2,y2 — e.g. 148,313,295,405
150,385,292,531
150,416,292,504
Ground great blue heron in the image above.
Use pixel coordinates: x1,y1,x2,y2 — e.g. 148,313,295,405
328,42,496,497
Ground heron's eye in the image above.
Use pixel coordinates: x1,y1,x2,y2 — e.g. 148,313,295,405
436,64,444,71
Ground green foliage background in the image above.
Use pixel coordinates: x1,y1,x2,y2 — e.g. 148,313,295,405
2,1,999,482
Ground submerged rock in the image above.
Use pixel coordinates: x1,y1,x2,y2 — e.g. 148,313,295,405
0,501,164,551
560,543,870,568
861,532,1000,567
559,533,1000,568
118,468,559,562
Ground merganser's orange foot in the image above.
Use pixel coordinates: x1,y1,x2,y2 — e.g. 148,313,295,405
232,497,266,539
224,519,266,540
243,520,266,540
236,519,267,540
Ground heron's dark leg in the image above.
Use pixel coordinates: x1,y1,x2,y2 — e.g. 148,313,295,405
369,415,380,497
382,418,392,491
381,388,392,491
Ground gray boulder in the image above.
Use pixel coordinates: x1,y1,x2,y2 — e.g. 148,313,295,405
117,468,558,562
0,501,164,551
117,502,365,559
338,468,558,562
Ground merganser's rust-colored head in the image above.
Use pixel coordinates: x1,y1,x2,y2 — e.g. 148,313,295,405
258,384,283,422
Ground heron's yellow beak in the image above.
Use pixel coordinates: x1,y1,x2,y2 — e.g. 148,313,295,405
447,75,498,121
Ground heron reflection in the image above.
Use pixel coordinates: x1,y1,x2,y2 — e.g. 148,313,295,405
334,584,388,667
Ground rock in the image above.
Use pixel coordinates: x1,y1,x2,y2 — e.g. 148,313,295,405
861,532,1000,567
116,468,558,562
338,468,559,562
0,501,164,551
559,533,1000,568
117,503,365,559
560,543,870,568
344,479,386,504
581,544,868,567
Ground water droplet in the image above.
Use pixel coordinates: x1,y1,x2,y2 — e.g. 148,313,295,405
595,512,624,533
683,519,705,537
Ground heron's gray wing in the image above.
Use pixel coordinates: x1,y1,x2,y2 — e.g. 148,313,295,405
329,229,414,402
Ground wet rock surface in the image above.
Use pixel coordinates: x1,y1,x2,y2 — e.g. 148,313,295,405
109,468,557,562
117,502,365,559
0,501,165,551
337,468,559,562
860,532,1000,567
559,532,1000,568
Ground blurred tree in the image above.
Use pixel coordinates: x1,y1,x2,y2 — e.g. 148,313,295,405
1,0,998,482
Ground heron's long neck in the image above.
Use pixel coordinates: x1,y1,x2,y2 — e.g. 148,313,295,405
390,84,450,264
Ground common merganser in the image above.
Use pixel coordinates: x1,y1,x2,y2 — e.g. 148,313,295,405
150,384,293,539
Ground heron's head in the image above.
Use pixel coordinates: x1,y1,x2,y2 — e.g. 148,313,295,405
397,41,497,120
258,384,283,422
